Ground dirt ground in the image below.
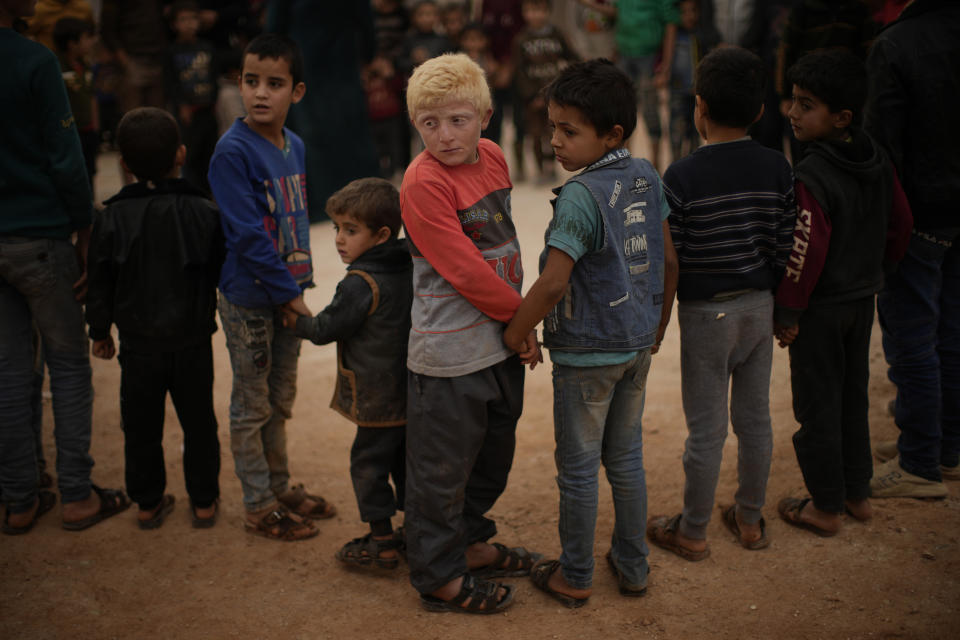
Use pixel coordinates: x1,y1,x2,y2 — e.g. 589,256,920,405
2,148,959,640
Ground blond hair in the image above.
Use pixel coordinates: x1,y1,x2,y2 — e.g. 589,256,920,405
406,53,491,121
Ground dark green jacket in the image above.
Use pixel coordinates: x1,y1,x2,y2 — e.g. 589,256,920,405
0,27,92,238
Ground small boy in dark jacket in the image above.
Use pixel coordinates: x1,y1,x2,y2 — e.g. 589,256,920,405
775,50,913,536
86,107,224,530
282,177,412,569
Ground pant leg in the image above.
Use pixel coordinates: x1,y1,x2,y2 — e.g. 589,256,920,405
938,240,960,468
118,344,168,509
729,295,774,526
218,293,287,512
463,356,523,544
404,358,522,594
878,232,949,480
636,55,662,142
31,341,47,474
602,352,651,591
351,426,405,523
789,304,849,513
264,316,299,496
168,341,220,508
677,300,735,540
841,298,875,502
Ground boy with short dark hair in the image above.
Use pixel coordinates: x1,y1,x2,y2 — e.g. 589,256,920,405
86,106,223,529
647,46,796,559
164,0,218,193
504,58,678,607
281,177,412,569
53,16,99,187
400,52,542,615
775,49,913,534
209,33,335,541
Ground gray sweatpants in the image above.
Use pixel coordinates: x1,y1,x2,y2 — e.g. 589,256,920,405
677,290,774,540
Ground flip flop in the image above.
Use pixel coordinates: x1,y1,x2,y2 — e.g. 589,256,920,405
721,504,770,550
472,542,543,578
138,494,176,530
62,484,131,531
530,560,589,609
646,514,710,561
190,499,218,529
777,497,838,537
2,490,57,535
605,552,647,597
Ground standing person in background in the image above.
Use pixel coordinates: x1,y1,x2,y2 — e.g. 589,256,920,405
480,0,524,146
25,0,92,51
668,0,707,163
511,0,578,184
865,0,960,498
267,1,379,221
742,0,795,153
100,0,167,113
165,0,219,194
1,0,130,536
54,17,99,188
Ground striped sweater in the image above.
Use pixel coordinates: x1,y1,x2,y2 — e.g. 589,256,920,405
663,138,796,301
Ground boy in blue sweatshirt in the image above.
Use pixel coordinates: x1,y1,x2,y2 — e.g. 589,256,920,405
504,58,678,607
209,33,334,541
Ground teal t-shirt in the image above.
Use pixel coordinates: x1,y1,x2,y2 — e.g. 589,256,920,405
546,177,670,367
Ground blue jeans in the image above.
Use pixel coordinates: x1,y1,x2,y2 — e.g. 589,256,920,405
218,293,300,512
0,237,93,513
552,352,651,591
618,55,662,141
878,230,960,479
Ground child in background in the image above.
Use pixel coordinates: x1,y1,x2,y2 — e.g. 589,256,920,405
441,1,468,46
363,56,406,180
281,178,412,568
209,34,335,541
165,0,218,193
504,59,678,608
668,0,704,162
647,47,796,559
511,0,578,183
459,22,502,144
53,17,99,187
775,50,913,532
401,53,542,615
86,107,223,529
399,0,454,74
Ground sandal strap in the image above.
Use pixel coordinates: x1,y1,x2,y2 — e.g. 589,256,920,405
490,542,537,572
449,574,504,611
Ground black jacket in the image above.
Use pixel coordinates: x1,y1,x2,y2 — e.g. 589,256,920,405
295,238,412,427
864,0,960,232
86,179,224,351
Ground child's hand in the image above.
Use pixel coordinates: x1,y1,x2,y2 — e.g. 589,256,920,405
774,323,799,348
284,295,312,317
279,306,299,329
651,322,668,355
517,331,543,370
91,336,115,360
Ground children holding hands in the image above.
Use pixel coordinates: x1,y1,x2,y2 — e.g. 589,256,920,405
504,58,677,607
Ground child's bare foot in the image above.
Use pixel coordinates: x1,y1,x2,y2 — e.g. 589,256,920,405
61,485,131,531
778,497,842,537
137,495,175,530
647,514,710,561
844,498,873,522
530,560,590,608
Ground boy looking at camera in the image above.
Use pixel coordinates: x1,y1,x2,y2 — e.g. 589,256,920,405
400,52,541,615
281,177,412,569
504,58,677,608
209,33,335,542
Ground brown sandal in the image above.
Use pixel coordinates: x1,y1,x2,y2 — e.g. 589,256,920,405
277,483,336,521
245,507,318,541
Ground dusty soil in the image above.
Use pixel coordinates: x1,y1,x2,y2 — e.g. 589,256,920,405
2,152,959,640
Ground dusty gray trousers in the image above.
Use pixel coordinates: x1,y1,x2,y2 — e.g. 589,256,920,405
677,290,774,539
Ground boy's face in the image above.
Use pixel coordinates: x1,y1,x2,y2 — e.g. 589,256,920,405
443,8,466,37
69,31,96,59
787,84,849,142
547,101,621,172
521,2,550,30
680,1,699,31
412,3,438,33
331,211,389,264
413,100,492,167
461,29,487,56
173,9,200,41
240,54,305,134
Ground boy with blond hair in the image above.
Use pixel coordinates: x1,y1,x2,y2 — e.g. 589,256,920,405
400,52,541,614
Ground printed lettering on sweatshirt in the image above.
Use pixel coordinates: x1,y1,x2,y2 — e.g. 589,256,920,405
263,173,311,284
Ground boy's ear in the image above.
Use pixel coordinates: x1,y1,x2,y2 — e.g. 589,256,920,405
602,124,625,150
174,144,187,169
480,107,493,131
833,108,853,130
374,226,392,245
292,82,306,104
694,95,706,118
752,103,765,125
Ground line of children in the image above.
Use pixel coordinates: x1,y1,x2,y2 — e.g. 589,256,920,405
281,178,412,567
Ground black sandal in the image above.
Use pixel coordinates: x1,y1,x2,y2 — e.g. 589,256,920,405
335,532,404,569
420,574,514,615
472,542,543,578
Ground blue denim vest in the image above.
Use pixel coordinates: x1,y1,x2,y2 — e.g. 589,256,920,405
541,149,665,351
